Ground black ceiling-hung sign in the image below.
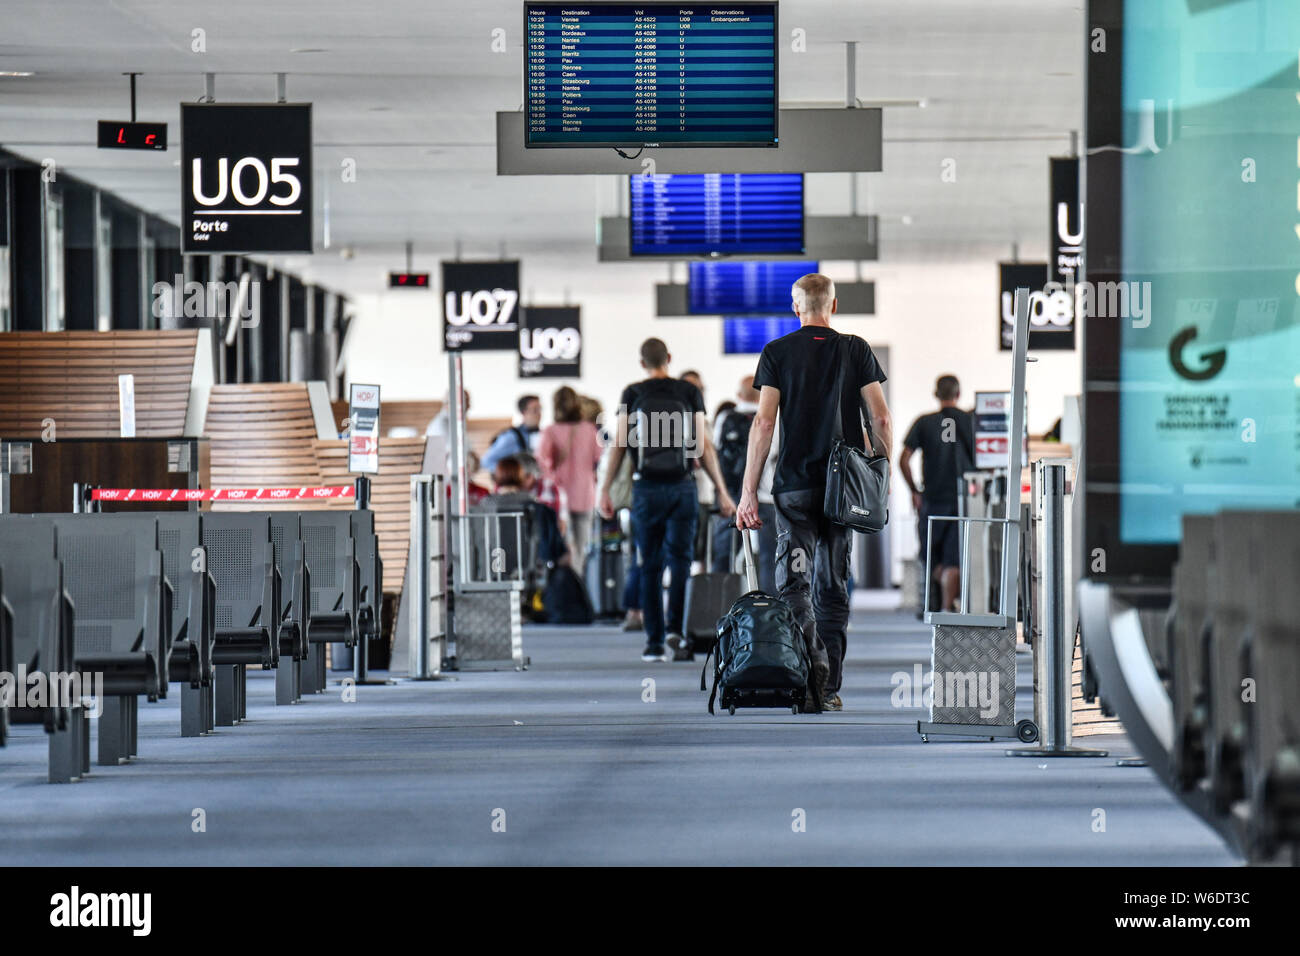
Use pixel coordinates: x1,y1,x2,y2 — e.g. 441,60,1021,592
180,103,313,254
442,261,521,352
518,306,581,378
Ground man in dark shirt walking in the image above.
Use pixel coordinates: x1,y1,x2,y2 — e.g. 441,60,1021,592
599,338,735,662
899,375,975,612
737,274,893,712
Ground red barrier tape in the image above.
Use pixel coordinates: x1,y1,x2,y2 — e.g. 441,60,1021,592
91,487,355,502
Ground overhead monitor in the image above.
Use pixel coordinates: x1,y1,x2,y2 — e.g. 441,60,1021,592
629,173,803,256
524,2,779,148
722,316,799,353
687,260,816,315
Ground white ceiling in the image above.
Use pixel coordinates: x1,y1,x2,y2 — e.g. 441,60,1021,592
0,0,1084,294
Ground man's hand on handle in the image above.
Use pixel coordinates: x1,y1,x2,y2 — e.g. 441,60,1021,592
735,488,761,530
598,488,615,521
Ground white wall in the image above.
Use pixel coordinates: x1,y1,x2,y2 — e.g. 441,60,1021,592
343,252,1082,567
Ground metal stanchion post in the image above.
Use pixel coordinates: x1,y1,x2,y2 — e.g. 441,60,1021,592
410,475,431,679
352,475,391,685
1007,461,1107,757
407,474,450,681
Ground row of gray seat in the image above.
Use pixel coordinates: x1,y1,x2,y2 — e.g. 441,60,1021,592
1166,511,1300,861
0,508,382,782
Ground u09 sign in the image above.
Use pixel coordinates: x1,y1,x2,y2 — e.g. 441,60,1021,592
518,306,581,378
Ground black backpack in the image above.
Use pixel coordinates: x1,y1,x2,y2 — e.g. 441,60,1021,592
716,409,754,499
628,382,693,481
543,565,594,625
702,590,816,715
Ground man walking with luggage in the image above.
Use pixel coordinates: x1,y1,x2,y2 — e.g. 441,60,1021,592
714,375,778,593
599,338,735,662
736,274,892,711
899,375,974,612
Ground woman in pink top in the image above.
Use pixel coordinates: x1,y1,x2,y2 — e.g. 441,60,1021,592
539,385,604,562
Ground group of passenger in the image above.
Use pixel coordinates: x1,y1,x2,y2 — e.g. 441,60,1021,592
445,272,976,712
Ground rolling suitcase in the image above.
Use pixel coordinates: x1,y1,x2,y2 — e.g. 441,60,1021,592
680,522,743,659
702,528,818,715
584,514,625,619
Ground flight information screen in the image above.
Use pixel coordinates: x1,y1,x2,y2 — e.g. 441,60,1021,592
722,316,800,353
688,260,816,314
629,173,803,256
524,2,779,148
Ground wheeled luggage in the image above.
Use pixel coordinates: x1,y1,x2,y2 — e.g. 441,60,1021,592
682,520,743,658
584,514,625,619
702,528,817,715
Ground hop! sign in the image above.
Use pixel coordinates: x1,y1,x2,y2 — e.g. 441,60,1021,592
92,487,355,502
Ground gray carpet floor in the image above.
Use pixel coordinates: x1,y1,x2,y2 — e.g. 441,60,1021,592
0,609,1234,865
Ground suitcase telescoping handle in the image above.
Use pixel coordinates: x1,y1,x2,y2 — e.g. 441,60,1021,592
739,526,759,593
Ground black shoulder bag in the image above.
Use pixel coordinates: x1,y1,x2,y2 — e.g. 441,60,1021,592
823,339,890,534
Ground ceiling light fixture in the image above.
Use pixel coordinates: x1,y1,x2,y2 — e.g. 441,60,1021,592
290,48,328,54
0,71,35,77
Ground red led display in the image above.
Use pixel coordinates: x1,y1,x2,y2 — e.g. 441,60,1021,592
388,272,431,289
97,120,168,151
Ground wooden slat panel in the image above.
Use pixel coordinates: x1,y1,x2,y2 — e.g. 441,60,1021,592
316,436,428,594
203,383,324,511
328,399,444,437
0,330,198,438
1072,637,1123,736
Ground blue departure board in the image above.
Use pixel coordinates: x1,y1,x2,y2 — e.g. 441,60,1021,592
688,260,816,314
629,173,803,256
524,2,779,148
723,316,800,353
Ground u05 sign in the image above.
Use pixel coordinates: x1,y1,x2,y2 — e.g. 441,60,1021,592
518,306,581,378
181,103,313,254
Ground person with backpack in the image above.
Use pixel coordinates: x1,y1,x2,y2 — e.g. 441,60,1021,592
712,375,778,594
736,274,893,712
598,337,735,662
481,394,542,472
899,375,975,613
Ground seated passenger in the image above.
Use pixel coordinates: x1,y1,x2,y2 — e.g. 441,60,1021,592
490,454,568,569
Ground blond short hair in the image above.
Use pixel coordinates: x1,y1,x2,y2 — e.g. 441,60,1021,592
792,273,836,317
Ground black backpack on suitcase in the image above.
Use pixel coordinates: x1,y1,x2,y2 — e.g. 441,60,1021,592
701,529,821,715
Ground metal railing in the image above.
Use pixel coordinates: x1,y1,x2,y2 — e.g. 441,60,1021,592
455,511,526,592
922,514,1019,625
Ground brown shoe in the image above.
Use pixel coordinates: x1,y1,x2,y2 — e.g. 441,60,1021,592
823,693,843,712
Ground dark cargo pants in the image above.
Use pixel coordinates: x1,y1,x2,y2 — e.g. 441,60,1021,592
774,489,852,694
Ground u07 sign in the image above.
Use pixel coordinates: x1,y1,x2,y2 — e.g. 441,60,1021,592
518,306,581,378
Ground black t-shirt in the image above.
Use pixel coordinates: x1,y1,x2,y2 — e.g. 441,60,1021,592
619,377,706,477
903,408,975,506
753,326,887,494
619,377,706,419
